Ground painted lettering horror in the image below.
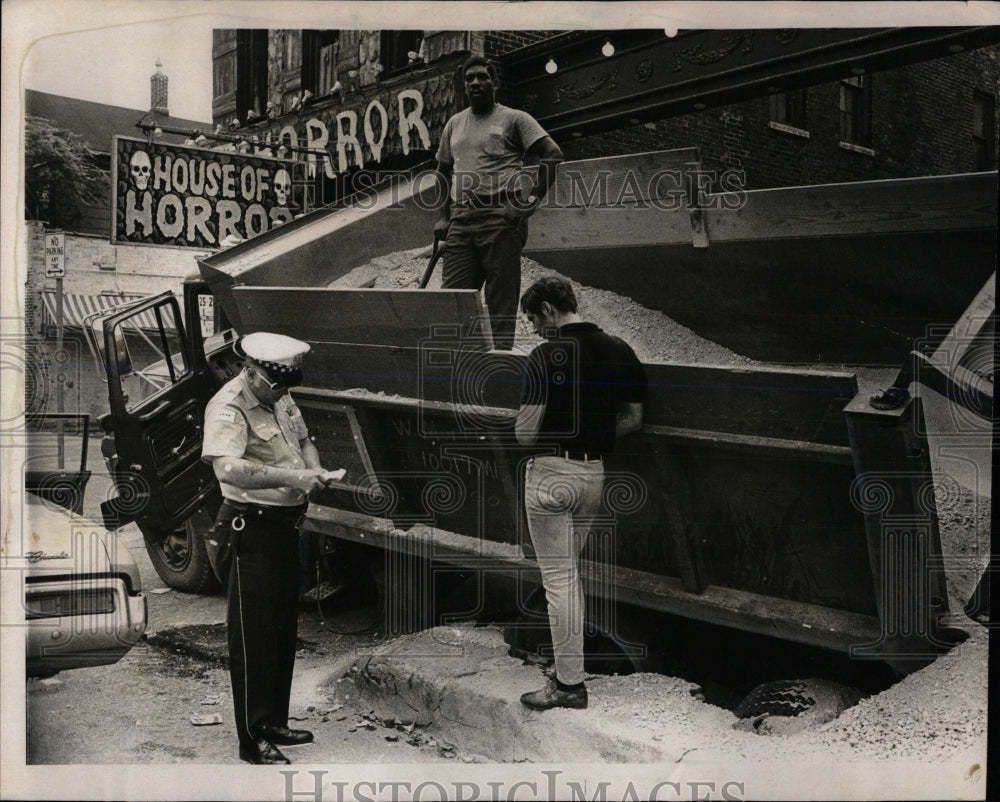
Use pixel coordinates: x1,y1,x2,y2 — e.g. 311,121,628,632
271,86,435,178
113,136,299,248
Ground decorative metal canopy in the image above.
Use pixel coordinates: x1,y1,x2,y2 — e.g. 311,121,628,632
501,28,1000,136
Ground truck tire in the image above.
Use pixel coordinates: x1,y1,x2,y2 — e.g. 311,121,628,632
733,678,861,720
144,508,219,594
732,678,863,735
733,680,817,719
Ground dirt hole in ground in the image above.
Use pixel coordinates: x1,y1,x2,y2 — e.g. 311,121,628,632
500,593,903,726
397,562,903,726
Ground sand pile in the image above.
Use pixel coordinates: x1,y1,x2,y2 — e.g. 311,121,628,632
329,246,755,365
586,622,987,763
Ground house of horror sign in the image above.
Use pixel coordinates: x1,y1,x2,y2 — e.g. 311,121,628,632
112,76,457,247
276,88,433,178
112,136,301,248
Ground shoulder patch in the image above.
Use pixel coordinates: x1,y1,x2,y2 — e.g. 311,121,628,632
214,407,238,423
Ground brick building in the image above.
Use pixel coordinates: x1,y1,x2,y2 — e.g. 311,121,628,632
559,46,1000,188
211,28,999,196
210,30,475,205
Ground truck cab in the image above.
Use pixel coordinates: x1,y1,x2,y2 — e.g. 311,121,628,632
89,276,240,592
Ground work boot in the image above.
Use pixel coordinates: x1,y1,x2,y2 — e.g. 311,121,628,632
263,725,314,746
520,679,587,710
239,737,290,764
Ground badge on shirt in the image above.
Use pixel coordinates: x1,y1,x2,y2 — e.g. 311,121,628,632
287,408,307,437
215,408,237,423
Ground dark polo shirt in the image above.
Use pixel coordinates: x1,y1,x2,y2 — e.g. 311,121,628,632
520,322,646,458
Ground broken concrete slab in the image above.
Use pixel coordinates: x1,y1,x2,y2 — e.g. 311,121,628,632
328,624,705,763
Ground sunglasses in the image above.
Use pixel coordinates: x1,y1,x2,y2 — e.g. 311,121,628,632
252,367,304,391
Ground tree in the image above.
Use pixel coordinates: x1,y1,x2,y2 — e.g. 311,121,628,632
25,115,108,229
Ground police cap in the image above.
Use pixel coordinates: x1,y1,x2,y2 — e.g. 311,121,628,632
238,332,310,373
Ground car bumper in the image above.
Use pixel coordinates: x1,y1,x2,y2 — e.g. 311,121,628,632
25,577,147,676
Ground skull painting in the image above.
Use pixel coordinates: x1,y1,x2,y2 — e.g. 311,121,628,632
273,169,291,206
130,150,151,191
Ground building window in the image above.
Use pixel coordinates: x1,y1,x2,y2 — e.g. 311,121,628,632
973,91,996,171
380,31,424,76
769,90,807,130
839,75,872,147
236,30,269,122
303,30,340,97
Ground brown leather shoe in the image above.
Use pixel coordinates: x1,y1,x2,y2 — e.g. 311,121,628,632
239,737,290,764
263,725,314,746
520,679,588,710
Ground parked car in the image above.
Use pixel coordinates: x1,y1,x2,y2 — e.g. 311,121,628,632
23,414,147,678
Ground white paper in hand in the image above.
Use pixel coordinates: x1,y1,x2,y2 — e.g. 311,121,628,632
322,468,347,484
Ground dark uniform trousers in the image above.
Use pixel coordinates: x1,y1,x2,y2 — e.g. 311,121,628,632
219,501,304,748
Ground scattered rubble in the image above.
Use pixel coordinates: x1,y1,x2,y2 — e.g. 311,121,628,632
329,622,986,767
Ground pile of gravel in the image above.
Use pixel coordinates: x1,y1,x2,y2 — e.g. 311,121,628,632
329,246,754,365
332,249,931,397
935,480,992,609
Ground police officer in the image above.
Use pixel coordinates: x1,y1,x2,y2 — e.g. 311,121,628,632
202,332,343,764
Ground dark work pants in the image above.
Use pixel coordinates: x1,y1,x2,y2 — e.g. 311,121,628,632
221,502,303,748
441,211,528,351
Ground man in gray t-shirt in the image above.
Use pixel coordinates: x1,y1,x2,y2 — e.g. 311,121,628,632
434,56,563,350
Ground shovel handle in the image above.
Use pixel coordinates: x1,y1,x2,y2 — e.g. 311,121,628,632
418,234,444,289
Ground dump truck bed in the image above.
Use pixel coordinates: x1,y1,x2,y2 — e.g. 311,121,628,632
196,150,986,672
199,152,997,364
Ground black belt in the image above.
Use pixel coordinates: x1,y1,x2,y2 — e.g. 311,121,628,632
221,499,307,519
455,189,520,210
562,450,603,462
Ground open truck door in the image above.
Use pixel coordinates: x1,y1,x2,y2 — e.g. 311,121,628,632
95,291,221,592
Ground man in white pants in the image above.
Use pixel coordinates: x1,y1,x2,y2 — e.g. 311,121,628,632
515,277,645,709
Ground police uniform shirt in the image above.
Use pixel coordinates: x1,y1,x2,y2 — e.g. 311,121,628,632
201,370,311,507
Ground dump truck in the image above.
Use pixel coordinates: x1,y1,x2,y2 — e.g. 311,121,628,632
90,149,995,679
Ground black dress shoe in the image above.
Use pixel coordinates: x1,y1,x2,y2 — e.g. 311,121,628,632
520,679,588,710
263,725,314,746
239,737,290,764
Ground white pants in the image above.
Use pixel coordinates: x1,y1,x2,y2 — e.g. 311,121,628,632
523,456,605,685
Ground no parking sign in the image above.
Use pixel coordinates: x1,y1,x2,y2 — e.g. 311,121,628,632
44,232,65,278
